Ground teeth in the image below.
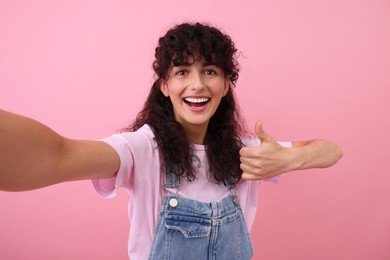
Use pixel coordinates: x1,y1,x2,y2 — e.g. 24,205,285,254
184,97,209,103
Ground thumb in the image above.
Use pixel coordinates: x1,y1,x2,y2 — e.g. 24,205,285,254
255,120,273,143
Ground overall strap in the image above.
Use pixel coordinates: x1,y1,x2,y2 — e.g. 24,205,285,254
223,177,239,205
164,162,181,189
223,177,237,190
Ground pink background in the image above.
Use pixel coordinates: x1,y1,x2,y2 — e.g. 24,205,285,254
1,0,389,259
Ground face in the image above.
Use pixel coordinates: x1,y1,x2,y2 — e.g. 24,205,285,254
161,57,229,138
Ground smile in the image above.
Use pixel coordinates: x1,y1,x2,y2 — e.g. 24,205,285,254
183,97,210,107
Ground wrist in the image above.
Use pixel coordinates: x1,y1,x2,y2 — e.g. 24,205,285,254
286,146,308,172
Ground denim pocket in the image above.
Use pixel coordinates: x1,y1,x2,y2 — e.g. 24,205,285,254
165,213,211,238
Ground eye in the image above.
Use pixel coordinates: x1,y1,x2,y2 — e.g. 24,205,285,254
175,69,187,76
203,69,217,75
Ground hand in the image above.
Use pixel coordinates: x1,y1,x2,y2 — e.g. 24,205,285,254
240,121,292,181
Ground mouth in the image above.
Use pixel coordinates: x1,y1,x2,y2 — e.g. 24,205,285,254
183,97,210,108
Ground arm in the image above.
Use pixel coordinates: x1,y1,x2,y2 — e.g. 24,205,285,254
240,121,343,180
289,139,343,170
0,109,120,191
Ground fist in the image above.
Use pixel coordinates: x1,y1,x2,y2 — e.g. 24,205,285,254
240,121,291,181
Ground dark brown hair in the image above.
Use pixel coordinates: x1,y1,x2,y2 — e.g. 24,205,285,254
127,22,247,184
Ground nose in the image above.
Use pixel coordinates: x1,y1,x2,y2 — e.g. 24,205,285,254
190,72,205,91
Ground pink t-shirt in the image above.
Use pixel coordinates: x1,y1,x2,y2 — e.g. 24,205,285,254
92,124,291,259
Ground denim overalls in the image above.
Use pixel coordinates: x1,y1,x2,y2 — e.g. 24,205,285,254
148,164,254,260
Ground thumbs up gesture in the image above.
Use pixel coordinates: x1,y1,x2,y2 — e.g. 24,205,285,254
240,121,292,181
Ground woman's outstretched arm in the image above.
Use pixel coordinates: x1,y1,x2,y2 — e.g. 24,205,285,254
240,121,343,180
0,109,120,191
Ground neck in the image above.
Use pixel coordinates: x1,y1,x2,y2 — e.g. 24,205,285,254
181,122,208,145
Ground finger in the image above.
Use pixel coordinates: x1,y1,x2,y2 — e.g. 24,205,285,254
240,156,262,169
239,146,259,158
241,172,262,181
255,120,273,143
240,162,264,176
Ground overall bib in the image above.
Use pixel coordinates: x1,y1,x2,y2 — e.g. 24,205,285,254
148,164,254,260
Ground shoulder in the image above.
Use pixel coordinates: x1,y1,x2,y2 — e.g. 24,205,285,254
241,136,292,148
101,124,158,152
241,136,260,147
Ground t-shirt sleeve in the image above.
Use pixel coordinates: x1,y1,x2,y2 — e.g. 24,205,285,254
242,138,293,183
92,134,134,198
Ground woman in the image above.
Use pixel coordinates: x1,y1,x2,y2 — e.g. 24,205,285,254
0,22,342,259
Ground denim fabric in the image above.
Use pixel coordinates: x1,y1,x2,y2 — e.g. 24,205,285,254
148,195,253,259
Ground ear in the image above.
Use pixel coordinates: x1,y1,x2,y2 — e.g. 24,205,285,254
160,81,169,97
223,77,230,96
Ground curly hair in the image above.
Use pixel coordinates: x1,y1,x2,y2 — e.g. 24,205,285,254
127,22,247,184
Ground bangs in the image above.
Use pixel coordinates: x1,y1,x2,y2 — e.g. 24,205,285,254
153,22,239,84
172,52,219,68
